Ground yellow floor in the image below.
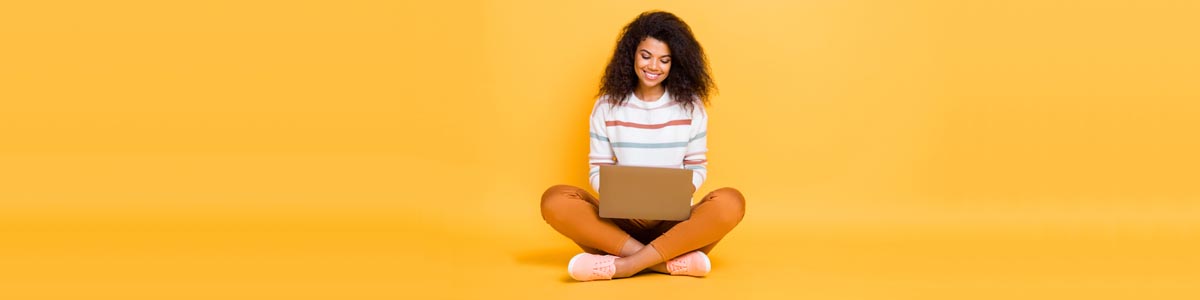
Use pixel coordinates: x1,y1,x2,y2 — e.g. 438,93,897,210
4,213,1197,299
2,155,1197,299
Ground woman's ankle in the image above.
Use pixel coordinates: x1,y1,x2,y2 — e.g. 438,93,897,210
617,237,644,257
612,257,642,278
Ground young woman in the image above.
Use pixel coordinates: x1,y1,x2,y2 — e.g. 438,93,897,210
540,11,746,281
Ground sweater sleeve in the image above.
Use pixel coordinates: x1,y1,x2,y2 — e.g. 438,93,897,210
588,101,615,193
683,104,709,191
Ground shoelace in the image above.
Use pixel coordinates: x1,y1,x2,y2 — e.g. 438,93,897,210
592,258,616,276
667,256,689,274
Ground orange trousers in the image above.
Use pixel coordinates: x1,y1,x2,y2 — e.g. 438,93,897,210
540,184,746,261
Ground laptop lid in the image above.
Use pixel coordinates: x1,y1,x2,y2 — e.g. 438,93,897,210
598,165,693,221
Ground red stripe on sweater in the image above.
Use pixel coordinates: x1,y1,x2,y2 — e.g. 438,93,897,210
605,119,691,129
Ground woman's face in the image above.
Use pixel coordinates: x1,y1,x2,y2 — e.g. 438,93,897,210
634,37,671,90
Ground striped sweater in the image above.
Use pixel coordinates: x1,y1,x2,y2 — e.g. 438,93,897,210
588,90,708,193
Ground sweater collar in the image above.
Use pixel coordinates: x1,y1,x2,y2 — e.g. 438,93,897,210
628,90,671,108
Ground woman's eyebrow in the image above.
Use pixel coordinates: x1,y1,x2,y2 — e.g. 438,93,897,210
639,49,670,57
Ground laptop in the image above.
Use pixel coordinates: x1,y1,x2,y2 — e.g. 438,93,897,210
598,165,694,221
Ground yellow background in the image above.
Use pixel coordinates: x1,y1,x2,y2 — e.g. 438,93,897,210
2,0,1198,299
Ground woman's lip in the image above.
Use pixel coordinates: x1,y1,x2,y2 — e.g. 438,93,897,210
644,71,661,80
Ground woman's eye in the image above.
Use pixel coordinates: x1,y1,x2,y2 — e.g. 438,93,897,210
661,59,670,64
641,55,651,59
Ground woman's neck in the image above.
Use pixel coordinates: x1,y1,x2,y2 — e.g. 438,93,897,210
634,86,665,102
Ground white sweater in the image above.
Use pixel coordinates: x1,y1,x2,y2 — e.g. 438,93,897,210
588,90,709,193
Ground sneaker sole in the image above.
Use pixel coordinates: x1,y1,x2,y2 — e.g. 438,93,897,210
698,252,711,274
567,253,588,281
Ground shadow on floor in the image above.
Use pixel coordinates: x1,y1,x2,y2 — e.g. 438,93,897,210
512,246,590,283
512,246,580,269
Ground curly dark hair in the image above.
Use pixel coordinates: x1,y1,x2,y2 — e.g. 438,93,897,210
598,11,715,110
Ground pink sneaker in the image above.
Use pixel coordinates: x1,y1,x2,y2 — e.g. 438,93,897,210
567,253,617,281
666,251,711,277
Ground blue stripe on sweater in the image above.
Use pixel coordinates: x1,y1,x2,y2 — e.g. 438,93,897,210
590,132,610,142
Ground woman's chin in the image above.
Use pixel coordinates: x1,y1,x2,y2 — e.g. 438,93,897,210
639,81,664,89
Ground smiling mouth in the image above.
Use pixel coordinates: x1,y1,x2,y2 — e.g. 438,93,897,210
644,71,662,80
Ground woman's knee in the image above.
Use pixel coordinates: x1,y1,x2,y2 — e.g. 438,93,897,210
541,184,582,221
708,187,746,224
